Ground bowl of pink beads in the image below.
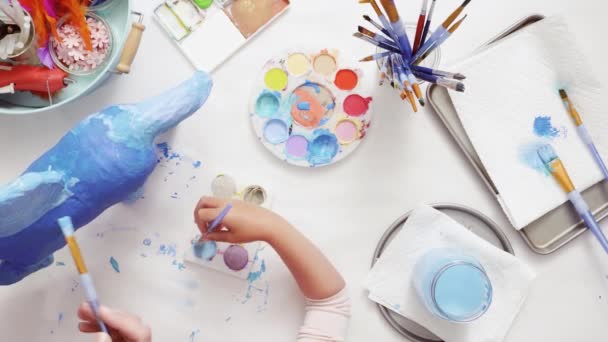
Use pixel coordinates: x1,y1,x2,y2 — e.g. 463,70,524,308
50,12,113,76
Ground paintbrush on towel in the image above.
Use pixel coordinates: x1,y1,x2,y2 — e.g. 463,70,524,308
559,89,608,179
538,145,608,254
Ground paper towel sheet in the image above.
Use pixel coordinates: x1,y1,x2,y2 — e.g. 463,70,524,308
448,16,608,229
364,205,536,342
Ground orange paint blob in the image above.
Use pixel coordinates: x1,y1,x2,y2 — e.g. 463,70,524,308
291,88,326,128
334,69,359,91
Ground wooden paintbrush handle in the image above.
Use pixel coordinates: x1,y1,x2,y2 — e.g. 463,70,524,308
116,21,145,74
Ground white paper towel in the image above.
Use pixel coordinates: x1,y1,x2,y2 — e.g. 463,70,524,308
364,205,536,342
448,16,608,229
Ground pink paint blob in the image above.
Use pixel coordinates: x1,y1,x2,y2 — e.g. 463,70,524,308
286,135,309,159
343,94,371,117
335,120,358,143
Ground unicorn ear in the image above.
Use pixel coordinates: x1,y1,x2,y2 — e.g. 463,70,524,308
0,171,73,238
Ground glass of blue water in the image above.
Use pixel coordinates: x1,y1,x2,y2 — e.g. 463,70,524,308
413,249,492,322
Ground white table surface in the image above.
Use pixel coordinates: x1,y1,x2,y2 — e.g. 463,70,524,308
1,0,608,341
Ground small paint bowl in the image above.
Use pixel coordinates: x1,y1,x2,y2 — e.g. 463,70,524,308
286,52,311,77
50,12,114,76
334,119,360,145
242,185,267,206
308,133,339,166
211,174,237,199
263,119,289,144
255,91,280,117
285,135,309,160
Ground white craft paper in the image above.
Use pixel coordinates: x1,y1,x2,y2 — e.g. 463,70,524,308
448,16,608,229
364,205,536,342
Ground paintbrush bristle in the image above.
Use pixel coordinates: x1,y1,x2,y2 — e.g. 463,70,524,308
363,14,372,21
559,89,568,99
454,73,466,80
358,26,375,37
353,32,364,39
456,83,465,92
419,98,426,106
359,0,371,3
462,0,472,7
537,144,558,165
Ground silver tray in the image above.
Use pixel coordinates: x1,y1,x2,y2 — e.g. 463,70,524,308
426,15,608,254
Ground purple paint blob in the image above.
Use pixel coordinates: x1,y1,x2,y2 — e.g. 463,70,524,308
263,119,289,145
223,245,249,271
286,135,308,159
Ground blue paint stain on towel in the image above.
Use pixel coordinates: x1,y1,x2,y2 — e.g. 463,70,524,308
109,257,120,273
55,261,65,266
297,102,310,111
193,161,201,168
247,260,266,282
518,142,551,176
533,116,563,139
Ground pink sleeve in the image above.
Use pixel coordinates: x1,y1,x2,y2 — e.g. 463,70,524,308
297,288,352,342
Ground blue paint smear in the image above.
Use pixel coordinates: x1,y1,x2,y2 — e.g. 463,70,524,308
172,260,186,270
326,103,335,110
109,257,120,273
518,142,550,176
58,312,63,324
55,262,65,266
143,238,151,246
297,102,310,111
189,329,201,342
156,143,170,158
158,244,177,257
533,116,563,139
193,161,201,168
247,260,266,282
303,80,321,93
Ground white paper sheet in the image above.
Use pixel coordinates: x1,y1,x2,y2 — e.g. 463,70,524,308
449,16,608,229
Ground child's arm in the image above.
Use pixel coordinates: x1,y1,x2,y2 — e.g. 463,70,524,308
195,197,345,299
195,197,351,341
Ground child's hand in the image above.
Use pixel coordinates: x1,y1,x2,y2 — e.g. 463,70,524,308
77,303,151,342
194,196,290,244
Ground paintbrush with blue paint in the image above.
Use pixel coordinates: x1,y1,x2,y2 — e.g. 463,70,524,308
378,0,413,60
360,51,392,62
362,14,393,39
193,203,233,259
419,0,437,49
57,216,109,334
537,145,608,254
559,89,608,179
353,32,401,54
357,26,399,50
414,14,468,64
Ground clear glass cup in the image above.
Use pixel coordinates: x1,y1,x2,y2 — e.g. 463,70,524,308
413,248,493,323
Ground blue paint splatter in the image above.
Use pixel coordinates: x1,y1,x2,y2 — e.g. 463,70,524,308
297,102,310,110
193,161,201,168
143,238,151,246
55,262,65,266
58,312,63,324
393,304,401,311
168,152,181,160
303,80,321,93
189,329,201,342
171,192,179,199
326,102,335,110
158,244,177,257
518,142,550,176
172,260,186,270
156,143,170,158
533,116,564,139
247,260,266,282
109,257,120,273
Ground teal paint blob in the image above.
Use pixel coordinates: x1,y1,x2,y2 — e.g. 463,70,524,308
193,241,217,260
263,119,289,145
434,264,492,321
256,92,280,117
109,257,120,273
308,133,339,166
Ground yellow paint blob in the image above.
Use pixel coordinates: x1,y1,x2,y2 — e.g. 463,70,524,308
313,53,337,75
264,68,288,91
286,53,310,76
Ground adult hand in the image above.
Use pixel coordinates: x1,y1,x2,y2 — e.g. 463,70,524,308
77,303,151,342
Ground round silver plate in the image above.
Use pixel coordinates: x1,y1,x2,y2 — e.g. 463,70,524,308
371,204,514,342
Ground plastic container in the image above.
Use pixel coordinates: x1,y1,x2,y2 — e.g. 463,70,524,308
413,248,492,323
0,0,138,115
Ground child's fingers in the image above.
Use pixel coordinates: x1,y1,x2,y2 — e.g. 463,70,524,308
78,302,96,321
78,322,101,333
94,333,112,342
193,197,227,223
196,208,225,229
206,231,238,243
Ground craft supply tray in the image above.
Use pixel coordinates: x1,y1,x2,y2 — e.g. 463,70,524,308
427,14,608,254
0,0,142,115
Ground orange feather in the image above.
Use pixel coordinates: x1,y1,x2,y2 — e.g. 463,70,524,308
57,0,92,50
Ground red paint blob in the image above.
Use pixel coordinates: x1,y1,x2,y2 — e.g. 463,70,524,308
334,69,358,90
343,94,371,117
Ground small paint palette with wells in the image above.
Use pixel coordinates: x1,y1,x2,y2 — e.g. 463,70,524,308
249,49,373,168
184,174,272,279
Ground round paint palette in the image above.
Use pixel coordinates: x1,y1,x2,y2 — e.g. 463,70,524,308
249,49,373,167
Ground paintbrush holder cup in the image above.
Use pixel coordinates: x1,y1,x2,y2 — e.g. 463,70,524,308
375,23,441,84
413,248,492,323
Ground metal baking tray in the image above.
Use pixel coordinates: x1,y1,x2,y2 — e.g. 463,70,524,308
427,14,608,254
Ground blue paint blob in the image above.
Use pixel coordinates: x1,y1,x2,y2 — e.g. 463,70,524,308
193,241,217,260
143,238,151,246
263,119,289,145
303,80,321,93
255,92,280,117
518,142,550,176
193,161,202,168
533,116,562,139
297,102,310,111
434,264,492,321
326,103,335,110
247,260,266,282
109,257,120,273
308,133,339,165
156,143,170,158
